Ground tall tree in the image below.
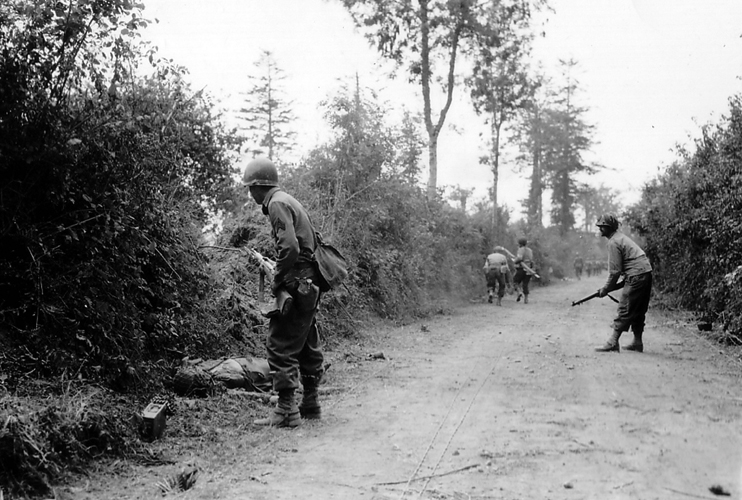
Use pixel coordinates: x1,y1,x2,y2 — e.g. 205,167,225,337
341,0,543,199
468,1,534,237
392,109,426,184
574,183,621,232
237,50,296,161
546,59,597,234
301,79,396,235
510,73,555,228
448,185,474,211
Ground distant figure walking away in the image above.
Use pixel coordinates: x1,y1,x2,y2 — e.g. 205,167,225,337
244,157,325,427
513,238,534,304
573,253,584,280
483,248,510,306
594,214,653,353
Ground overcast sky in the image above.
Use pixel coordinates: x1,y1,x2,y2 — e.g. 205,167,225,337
141,0,742,216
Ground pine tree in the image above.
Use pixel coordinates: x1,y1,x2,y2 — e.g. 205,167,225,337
237,50,296,161
546,59,597,234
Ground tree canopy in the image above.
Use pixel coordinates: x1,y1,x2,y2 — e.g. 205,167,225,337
340,0,544,199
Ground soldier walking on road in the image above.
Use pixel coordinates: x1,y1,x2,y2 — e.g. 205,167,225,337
594,214,653,353
483,248,510,306
513,238,534,304
244,157,325,427
573,253,584,280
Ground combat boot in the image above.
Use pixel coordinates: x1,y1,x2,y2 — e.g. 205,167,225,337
488,293,493,304
624,331,643,352
254,389,301,427
523,294,529,304
299,374,322,420
496,296,502,306
595,330,621,353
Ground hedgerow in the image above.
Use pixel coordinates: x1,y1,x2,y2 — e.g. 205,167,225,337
625,94,742,341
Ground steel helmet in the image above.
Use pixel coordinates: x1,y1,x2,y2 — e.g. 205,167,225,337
517,237,527,246
596,214,619,231
243,157,279,187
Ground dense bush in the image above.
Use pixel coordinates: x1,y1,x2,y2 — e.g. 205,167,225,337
0,0,243,388
625,94,742,340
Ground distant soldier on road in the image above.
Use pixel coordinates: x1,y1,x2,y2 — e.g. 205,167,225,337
483,248,510,306
594,214,653,353
513,237,534,304
573,253,584,280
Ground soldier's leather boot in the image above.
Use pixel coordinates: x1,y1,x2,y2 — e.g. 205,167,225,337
254,389,301,427
496,296,502,306
299,374,322,420
488,293,493,304
523,294,529,304
595,330,621,352
624,331,643,352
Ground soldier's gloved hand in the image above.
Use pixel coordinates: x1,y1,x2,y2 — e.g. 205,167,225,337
597,287,608,298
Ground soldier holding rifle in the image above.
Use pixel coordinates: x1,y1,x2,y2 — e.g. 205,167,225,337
594,214,653,353
513,237,534,304
244,157,325,427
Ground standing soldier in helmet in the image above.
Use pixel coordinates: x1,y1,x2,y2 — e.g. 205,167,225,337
483,247,510,306
244,157,325,427
594,214,653,353
513,237,534,303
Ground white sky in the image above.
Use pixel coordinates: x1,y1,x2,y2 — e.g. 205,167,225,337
141,0,742,217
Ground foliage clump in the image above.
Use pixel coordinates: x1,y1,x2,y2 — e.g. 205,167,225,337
625,94,742,341
0,384,146,499
0,0,248,390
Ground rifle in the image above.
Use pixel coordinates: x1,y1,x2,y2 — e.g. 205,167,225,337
494,246,541,279
247,248,276,302
247,248,276,280
571,281,624,307
198,245,278,303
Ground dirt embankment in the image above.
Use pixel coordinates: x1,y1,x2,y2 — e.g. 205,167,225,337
77,276,742,500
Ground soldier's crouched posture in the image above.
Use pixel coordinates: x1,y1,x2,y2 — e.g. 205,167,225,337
244,157,324,427
483,248,509,306
595,214,653,353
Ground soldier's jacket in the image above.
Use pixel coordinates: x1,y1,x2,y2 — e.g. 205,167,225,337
261,187,317,291
515,246,533,269
605,231,652,278
483,252,508,274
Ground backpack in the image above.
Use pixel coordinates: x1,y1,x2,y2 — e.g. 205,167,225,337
313,231,348,292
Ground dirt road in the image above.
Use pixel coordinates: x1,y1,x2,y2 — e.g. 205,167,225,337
86,276,742,499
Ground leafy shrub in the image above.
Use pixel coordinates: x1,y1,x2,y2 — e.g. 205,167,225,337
0,384,143,499
626,94,742,341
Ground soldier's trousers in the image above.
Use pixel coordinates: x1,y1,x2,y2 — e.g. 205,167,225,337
486,270,507,298
267,269,324,391
613,272,653,334
513,268,531,295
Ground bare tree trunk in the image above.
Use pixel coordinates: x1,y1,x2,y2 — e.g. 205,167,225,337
491,110,502,240
427,136,438,197
420,0,463,199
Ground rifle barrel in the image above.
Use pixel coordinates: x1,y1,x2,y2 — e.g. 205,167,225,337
571,291,599,307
